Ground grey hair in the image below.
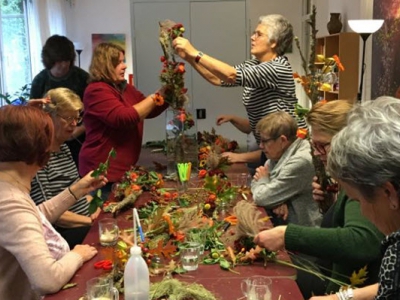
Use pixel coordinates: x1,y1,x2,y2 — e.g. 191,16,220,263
43,87,83,116
327,96,400,191
258,14,293,55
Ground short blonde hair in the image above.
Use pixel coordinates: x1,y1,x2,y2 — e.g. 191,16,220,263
256,111,298,141
43,88,83,116
89,43,124,83
306,100,353,136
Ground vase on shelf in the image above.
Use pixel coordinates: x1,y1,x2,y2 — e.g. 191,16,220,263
165,107,198,176
327,13,342,34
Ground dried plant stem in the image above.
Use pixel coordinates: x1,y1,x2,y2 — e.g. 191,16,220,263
233,201,263,238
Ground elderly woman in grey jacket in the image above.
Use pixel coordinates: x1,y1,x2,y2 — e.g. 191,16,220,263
251,111,321,227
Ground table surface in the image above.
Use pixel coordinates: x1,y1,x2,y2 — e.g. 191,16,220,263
44,150,304,300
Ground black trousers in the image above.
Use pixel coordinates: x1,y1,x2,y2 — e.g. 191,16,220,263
55,225,91,249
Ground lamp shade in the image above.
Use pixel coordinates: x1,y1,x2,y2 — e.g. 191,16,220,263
348,19,384,34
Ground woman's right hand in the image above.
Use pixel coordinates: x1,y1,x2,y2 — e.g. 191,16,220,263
312,176,325,202
72,244,97,262
172,37,197,60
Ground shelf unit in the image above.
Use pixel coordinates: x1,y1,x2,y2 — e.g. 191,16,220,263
315,32,360,102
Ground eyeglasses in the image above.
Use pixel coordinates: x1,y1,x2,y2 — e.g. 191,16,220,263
260,137,277,145
251,31,267,39
310,140,331,155
57,114,82,124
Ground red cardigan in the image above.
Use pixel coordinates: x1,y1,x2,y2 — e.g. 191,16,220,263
79,82,167,182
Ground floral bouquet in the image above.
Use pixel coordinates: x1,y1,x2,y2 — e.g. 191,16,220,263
159,20,189,110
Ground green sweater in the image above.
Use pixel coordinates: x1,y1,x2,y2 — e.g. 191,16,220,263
285,191,384,293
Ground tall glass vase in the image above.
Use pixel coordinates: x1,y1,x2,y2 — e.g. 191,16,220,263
165,107,198,176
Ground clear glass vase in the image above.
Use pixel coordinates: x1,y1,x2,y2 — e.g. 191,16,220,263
165,107,198,176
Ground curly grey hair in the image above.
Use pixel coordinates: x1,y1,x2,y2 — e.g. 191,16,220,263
327,96,400,195
258,14,293,56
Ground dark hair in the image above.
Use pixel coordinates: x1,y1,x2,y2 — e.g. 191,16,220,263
41,35,76,69
89,43,125,83
0,106,54,167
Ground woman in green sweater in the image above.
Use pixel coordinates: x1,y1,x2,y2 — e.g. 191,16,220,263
253,100,384,298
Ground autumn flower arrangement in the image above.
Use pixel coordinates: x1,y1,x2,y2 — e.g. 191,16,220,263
158,20,188,110
293,5,342,213
197,128,239,173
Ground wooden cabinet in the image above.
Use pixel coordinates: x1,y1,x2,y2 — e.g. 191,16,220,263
315,32,359,102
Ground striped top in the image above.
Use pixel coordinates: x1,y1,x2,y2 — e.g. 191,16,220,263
223,56,307,143
31,144,90,217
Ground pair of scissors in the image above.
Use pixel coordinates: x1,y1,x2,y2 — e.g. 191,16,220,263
93,259,113,271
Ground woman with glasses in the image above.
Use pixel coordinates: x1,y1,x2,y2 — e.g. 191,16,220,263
251,111,321,227
30,88,97,248
311,97,400,300
253,100,384,298
173,14,306,165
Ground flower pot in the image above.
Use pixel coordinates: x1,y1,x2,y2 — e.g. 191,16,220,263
165,107,198,176
327,13,342,34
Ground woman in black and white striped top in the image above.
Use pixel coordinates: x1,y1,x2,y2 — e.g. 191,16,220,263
173,14,306,164
30,88,100,248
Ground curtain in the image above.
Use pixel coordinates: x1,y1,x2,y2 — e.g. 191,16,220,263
27,0,67,76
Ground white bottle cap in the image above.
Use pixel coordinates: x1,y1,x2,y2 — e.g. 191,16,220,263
130,245,142,255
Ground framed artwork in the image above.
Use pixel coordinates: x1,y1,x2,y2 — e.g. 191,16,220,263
372,0,400,98
91,34,126,52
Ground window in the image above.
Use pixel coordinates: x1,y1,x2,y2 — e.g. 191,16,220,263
0,0,31,105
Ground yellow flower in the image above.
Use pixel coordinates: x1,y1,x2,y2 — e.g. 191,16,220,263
199,160,207,168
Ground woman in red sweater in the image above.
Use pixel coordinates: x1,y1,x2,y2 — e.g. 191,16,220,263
79,43,168,199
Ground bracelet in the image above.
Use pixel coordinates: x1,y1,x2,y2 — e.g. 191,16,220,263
195,51,204,63
68,187,78,201
336,288,354,300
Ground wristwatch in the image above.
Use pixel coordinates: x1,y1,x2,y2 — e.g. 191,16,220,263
195,51,204,63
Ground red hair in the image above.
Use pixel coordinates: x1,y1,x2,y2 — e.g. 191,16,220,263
0,106,54,167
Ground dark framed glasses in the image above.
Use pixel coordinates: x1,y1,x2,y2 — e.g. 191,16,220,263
310,140,331,155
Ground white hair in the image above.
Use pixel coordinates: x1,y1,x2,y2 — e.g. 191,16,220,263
258,14,293,55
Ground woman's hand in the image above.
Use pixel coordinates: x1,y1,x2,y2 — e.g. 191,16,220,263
72,244,97,262
216,114,233,126
273,203,289,220
172,37,197,60
27,97,50,108
253,226,287,251
309,295,338,300
69,172,108,201
90,207,101,222
221,152,242,163
253,165,269,181
312,176,325,202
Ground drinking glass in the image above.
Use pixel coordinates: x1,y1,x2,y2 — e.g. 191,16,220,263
86,277,119,300
241,276,272,300
180,242,201,271
186,229,207,255
98,218,119,247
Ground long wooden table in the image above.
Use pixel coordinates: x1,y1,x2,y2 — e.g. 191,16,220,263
45,150,304,300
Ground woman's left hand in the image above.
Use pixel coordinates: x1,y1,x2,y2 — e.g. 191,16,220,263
253,166,269,181
172,37,197,60
273,203,289,220
90,207,102,221
27,97,50,108
70,172,108,200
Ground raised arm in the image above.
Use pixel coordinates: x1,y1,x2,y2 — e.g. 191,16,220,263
173,37,237,85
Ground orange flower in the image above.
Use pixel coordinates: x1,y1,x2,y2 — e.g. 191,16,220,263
152,93,164,106
319,99,328,105
296,128,308,139
130,172,138,181
333,55,345,71
130,184,141,192
198,169,207,178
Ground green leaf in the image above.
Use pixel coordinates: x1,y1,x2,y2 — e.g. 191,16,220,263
219,259,231,270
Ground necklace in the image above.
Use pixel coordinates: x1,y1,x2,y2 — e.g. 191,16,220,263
0,171,31,194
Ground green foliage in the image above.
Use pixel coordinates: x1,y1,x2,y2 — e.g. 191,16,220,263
91,148,116,178
1,0,24,14
0,84,31,105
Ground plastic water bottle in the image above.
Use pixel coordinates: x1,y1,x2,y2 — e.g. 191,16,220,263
124,245,150,300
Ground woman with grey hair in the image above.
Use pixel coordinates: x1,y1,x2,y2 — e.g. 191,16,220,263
173,14,306,166
30,87,98,249
311,96,400,300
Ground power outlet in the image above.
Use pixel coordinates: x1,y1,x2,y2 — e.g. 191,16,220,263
196,108,206,119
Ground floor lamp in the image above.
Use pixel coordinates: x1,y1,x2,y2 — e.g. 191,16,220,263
348,19,384,101
73,42,83,68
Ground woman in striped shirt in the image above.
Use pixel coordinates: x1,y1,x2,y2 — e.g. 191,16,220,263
173,14,306,165
30,88,99,248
